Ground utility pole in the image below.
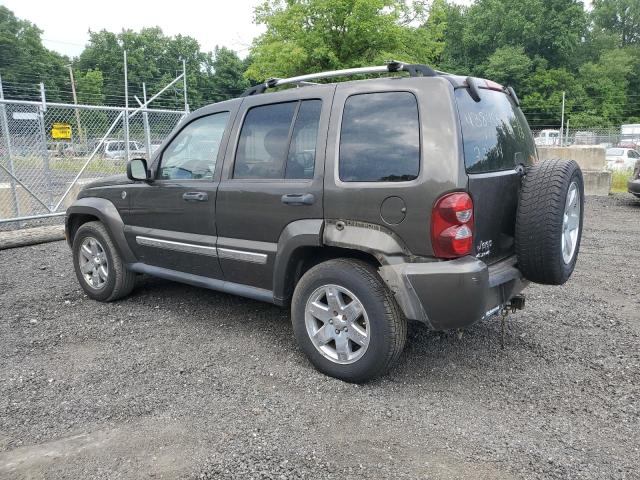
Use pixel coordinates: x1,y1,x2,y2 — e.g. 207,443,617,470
560,91,565,147
67,65,83,144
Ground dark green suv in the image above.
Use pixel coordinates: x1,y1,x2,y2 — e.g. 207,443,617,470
65,62,584,382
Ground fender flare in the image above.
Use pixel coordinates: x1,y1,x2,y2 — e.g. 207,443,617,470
65,198,137,263
272,219,324,305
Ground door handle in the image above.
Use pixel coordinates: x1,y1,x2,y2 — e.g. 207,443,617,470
182,191,208,202
281,193,315,206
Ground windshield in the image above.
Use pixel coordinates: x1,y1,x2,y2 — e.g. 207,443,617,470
455,88,536,174
607,148,624,156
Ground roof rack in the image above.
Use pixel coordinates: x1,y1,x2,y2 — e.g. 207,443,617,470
242,61,439,96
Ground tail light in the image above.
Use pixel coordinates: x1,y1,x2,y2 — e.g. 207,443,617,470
431,192,474,259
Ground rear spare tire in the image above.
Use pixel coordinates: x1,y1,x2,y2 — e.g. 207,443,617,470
515,159,584,285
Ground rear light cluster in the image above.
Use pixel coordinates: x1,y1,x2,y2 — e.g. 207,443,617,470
431,192,474,259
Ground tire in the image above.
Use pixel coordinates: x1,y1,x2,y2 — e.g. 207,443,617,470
72,221,136,302
515,159,584,285
291,259,406,383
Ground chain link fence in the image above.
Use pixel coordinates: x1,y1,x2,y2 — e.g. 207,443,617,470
0,99,185,225
531,126,640,148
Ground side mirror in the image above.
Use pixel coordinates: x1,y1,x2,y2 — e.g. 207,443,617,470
127,158,149,181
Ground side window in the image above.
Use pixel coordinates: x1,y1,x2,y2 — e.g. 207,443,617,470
159,112,230,180
234,100,322,180
339,92,420,182
286,100,321,179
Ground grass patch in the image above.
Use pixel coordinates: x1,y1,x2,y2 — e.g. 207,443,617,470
611,168,633,193
11,155,124,175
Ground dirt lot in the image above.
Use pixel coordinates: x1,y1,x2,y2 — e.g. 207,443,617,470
1,194,638,480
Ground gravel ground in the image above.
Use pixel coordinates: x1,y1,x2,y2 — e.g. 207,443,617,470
0,194,638,480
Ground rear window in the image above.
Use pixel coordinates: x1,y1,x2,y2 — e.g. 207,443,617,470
455,89,536,174
607,148,624,156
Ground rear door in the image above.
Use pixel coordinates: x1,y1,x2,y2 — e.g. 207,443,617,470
455,86,537,264
215,86,334,291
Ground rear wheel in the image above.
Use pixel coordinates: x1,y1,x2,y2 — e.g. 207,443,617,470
291,259,406,383
72,221,136,302
516,159,584,285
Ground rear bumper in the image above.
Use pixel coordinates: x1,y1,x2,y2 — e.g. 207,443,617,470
379,255,528,330
628,179,640,196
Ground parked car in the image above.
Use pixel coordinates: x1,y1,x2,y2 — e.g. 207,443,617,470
628,159,640,198
534,129,561,146
102,140,145,159
606,147,640,171
65,62,584,382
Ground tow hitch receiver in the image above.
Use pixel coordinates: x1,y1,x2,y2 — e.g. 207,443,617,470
508,294,525,312
499,295,525,349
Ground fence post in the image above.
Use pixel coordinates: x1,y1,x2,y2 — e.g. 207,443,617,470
39,82,54,210
142,82,152,160
0,75,21,224
123,50,130,162
182,59,189,114
560,91,565,147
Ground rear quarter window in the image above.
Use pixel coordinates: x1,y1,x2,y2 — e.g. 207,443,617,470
339,91,420,182
455,89,536,174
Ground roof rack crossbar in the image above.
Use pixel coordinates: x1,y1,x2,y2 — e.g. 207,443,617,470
242,61,438,96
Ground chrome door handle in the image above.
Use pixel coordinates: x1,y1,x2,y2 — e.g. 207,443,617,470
281,193,315,205
182,191,208,202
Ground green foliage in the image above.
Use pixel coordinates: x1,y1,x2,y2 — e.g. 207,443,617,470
2,0,640,131
245,0,440,81
483,46,533,87
208,47,251,102
592,0,640,47
76,69,105,105
0,6,69,100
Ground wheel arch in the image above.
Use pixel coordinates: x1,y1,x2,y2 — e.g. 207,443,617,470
273,219,405,306
65,197,136,263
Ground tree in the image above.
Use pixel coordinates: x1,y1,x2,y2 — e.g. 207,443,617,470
483,46,532,88
76,27,240,110
462,0,586,70
207,47,251,102
245,0,436,81
76,69,105,105
0,6,69,100
592,0,640,47
574,49,634,126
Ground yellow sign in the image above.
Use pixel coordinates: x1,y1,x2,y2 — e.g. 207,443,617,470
51,122,72,140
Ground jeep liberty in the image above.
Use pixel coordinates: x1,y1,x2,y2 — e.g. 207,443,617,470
65,62,584,382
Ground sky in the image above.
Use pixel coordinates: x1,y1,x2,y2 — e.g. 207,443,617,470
1,0,267,58
1,0,482,59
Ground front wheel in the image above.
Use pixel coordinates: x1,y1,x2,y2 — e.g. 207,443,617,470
291,259,406,383
72,221,136,302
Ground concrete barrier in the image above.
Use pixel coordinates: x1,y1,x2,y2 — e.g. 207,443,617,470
537,146,611,196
